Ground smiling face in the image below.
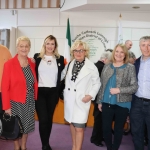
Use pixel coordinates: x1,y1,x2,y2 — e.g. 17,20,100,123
45,39,56,55
140,39,150,59
17,40,30,57
73,45,86,62
114,46,125,63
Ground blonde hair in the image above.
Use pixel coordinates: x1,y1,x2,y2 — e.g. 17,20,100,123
38,35,60,59
70,40,90,60
16,36,31,47
111,44,129,63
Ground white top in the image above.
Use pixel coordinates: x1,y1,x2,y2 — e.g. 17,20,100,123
38,55,58,87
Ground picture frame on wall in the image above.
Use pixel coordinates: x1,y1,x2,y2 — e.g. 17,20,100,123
0,29,10,48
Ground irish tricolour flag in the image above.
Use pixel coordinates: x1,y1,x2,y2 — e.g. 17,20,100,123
64,18,71,65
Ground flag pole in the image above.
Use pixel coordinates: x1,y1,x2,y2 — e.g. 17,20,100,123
64,18,71,65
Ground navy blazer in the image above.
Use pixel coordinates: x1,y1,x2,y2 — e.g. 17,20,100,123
34,53,64,91
132,57,141,99
134,57,141,79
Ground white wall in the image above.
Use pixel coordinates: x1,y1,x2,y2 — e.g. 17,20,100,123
0,8,150,61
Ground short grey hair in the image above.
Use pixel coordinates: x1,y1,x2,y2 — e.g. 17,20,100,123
140,36,150,42
129,51,136,59
140,36,150,44
100,51,112,61
125,40,132,44
16,36,31,47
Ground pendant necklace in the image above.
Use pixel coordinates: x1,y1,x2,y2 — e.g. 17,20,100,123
47,60,52,65
43,56,52,65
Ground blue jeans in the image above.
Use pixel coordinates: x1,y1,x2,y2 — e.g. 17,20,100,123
130,95,150,150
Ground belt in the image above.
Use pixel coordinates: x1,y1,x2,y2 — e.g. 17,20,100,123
139,97,150,102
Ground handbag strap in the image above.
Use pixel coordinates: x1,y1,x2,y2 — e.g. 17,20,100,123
3,113,11,121
64,61,71,78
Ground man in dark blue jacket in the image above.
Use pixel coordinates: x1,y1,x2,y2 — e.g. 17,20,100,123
130,36,150,150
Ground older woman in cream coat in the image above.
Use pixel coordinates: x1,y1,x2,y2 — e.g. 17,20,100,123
61,40,100,150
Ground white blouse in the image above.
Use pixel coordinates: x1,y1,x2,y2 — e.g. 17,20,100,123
38,55,58,87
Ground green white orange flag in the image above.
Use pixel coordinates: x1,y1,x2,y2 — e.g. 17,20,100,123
64,18,71,65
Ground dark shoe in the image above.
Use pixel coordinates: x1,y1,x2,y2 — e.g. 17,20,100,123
91,141,103,147
107,147,112,150
42,144,52,150
144,139,148,146
112,144,118,150
123,131,130,135
102,137,105,141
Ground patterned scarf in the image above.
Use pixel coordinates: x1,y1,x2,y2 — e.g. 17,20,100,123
71,60,85,82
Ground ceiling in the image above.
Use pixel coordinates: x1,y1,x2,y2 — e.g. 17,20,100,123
68,4,150,12
60,0,150,12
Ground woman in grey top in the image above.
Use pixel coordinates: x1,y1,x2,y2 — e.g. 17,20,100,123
96,44,138,150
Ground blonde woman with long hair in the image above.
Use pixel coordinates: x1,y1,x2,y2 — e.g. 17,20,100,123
34,35,64,150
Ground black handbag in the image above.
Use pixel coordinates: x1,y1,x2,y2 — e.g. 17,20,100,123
0,113,24,140
59,62,71,100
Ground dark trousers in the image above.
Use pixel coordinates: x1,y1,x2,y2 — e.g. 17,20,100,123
35,87,58,146
90,103,103,144
102,103,128,150
130,96,150,150
144,124,148,145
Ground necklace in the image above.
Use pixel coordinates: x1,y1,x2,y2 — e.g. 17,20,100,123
43,56,52,65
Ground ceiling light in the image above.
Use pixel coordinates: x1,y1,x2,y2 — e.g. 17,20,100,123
132,6,140,9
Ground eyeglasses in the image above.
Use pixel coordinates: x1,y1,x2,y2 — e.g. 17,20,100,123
18,45,29,49
73,49,85,54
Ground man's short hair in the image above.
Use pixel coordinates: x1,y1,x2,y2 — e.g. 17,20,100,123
125,40,132,44
140,36,150,44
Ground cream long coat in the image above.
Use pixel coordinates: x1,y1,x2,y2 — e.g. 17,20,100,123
61,58,100,123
